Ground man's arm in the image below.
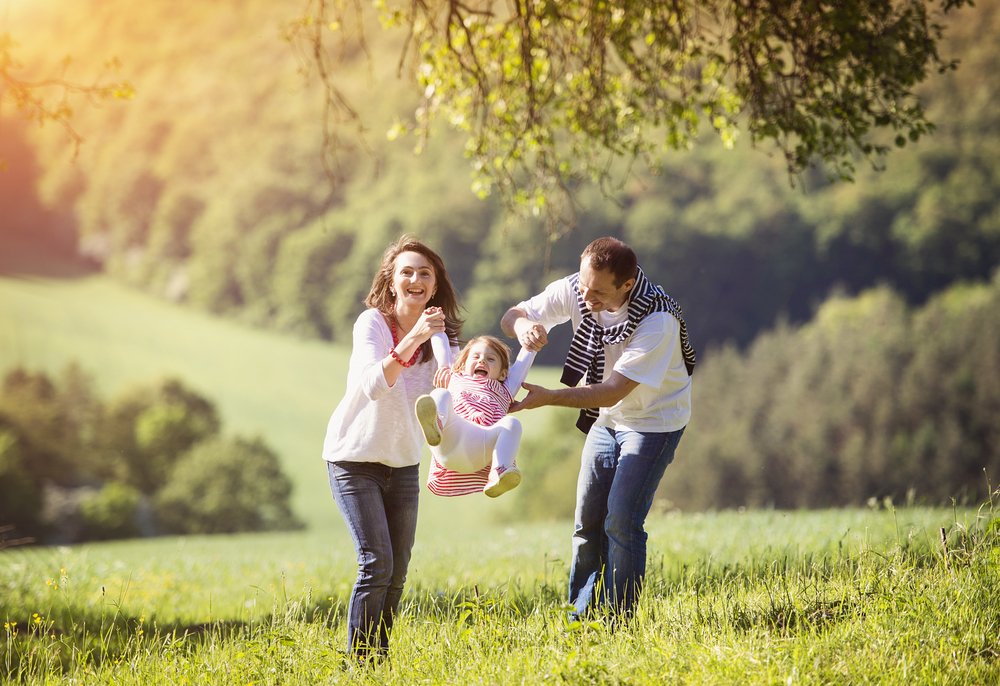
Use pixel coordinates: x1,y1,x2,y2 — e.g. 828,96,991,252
501,306,548,352
509,371,639,412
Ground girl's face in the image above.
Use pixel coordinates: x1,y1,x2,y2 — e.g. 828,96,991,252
463,340,506,381
392,251,437,310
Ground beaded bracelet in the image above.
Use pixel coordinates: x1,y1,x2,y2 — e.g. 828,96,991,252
390,347,417,368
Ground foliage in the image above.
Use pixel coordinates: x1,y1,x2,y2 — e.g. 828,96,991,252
301,0,972,230
0,426,43,539
0,365,299,543
106,379,221,494
154,436,303,535
4,0,999,359
78,482,143,540
0,31,134,162
0,365,99,487
0,505,996,683
663,270,1000,510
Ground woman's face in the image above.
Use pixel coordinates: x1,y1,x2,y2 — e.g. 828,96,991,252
462,340,506,381
391,251,437,310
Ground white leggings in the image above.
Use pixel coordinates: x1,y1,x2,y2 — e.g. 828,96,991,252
425,389,522,473
428,333,534,474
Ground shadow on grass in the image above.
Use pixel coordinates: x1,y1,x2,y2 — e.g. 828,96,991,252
0,595,348,679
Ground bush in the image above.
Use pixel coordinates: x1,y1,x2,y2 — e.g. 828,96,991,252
79,482,142,540
154,436,302,535
103,377,221,494
0,426,44,541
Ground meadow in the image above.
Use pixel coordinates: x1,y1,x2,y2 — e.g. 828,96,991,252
2,504,998,684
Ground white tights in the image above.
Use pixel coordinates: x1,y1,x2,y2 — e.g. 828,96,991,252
426,389,522,473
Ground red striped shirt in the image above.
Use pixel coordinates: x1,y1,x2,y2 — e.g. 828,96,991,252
449,373,512,426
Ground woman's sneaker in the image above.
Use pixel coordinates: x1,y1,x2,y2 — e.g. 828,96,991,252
484,464,521,498
415,395,442,446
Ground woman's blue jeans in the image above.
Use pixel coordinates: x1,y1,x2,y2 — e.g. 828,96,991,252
568,425,685,618
328,461,419,657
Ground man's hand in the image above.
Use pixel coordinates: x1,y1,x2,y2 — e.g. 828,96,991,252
510,372,640,413
502,307,548,352
515,319,548,352
509,381,552,412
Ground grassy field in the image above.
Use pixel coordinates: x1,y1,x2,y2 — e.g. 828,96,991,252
3,261,999,683
0,264,568,534
2,504,998,684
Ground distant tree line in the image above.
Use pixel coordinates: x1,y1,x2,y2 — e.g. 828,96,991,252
7,0,999,366
509,273,1000,518
0,367,302,545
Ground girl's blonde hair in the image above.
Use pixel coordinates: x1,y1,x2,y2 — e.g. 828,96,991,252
453,335,512,377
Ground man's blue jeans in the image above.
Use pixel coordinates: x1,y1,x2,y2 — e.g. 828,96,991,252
328,461,419,656
568,425,685,618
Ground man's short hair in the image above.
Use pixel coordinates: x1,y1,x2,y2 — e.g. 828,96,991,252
581,237,637,287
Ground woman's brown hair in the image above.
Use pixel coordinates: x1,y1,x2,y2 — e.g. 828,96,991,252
365,234,464,362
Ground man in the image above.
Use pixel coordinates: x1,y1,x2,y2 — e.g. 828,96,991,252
501,236,695,620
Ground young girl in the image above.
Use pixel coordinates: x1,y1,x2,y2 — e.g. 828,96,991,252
416,334,535,497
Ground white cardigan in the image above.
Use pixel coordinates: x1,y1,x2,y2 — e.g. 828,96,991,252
322,308,437,467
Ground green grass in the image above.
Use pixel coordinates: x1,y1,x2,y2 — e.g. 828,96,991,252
0,267,567,534
2,504,998,684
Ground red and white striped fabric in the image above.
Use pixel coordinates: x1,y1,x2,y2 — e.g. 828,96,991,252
450,373,511,426
426,457,491,496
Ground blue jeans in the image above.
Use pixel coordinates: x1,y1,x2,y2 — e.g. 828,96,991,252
568,425,685,618
328,461,419,657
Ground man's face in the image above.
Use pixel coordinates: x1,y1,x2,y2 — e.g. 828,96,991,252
577,257,634,313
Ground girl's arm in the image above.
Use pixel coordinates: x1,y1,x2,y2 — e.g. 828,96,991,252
503,348,537,397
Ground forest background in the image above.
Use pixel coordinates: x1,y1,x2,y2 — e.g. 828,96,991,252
1,0,998,542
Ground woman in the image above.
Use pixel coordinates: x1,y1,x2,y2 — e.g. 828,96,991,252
322,235,462,660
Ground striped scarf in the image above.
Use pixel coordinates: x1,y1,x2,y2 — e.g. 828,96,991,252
560,266,696,433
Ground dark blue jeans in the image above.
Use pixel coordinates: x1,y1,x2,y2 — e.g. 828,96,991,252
568,425,685,619
328,461,419,657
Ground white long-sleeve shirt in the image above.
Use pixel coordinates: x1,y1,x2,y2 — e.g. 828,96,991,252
322,308,437,467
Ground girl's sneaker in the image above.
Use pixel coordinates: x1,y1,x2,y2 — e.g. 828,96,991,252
484,464,521,498
415,395,442,446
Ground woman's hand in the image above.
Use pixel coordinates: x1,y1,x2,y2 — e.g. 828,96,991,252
404,306,446,346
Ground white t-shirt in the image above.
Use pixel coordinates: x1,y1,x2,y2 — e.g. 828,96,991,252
322,308,437,467
517,276,692,432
